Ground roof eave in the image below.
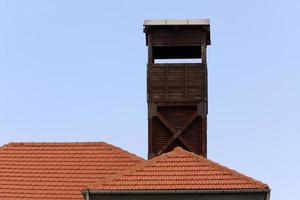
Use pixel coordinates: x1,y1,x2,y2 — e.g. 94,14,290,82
82,188,270,195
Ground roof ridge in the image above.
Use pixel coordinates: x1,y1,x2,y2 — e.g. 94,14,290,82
172,147,269,189
6,141,107,146
0,144,9,151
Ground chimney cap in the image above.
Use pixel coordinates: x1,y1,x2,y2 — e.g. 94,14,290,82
144,19,211,45
144,19,210,26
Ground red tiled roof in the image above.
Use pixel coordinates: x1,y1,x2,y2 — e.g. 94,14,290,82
0,142,144,200
87,147,268,191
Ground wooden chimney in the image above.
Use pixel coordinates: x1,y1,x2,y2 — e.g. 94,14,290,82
144,19,211,159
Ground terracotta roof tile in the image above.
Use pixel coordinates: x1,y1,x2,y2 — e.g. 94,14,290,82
0,142,144,200
87,147,268,191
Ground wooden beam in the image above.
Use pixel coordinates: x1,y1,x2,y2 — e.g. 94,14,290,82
156,112,178,135
178,135,198,154
157,112,198,154
148,103,157,118
184,65,188,101
147,35,154,64
148,119,154,159
197,102,207,117
201,33,207,64
201,117,207,157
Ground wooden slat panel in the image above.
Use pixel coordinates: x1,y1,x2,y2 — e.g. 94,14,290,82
151,118,172,154
148,63,207,102
181,118,202,154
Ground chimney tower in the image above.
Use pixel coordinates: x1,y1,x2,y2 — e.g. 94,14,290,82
144,19,211,159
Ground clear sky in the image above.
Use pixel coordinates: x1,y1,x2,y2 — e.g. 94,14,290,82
0,0,299,199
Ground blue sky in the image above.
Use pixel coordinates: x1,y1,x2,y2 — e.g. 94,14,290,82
0,1,299,199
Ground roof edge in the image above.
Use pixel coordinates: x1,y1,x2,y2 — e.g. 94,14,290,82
82,189,271,195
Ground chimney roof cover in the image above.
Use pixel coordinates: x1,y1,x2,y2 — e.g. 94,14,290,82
144,19,210,26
